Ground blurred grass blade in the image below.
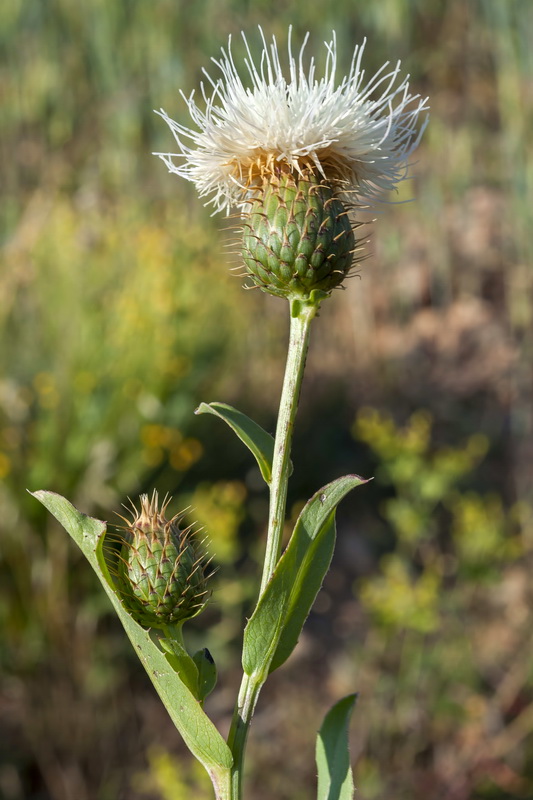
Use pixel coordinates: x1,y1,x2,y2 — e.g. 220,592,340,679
316,694,357,800
243,475,367,677
196,401,287,484
31,491,233,781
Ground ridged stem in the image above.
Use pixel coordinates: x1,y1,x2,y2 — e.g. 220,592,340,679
227,297,316,799
260,302,315,593
226,672,263,799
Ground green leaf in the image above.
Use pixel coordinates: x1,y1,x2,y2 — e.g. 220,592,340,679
316,694,357,800
31,491,233,779
158,634,199,698
196,401,281,484
193,648,217,703
242,475,366,677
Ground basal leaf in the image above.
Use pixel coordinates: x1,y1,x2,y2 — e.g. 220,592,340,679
31,491,233,778
316,694,357,800
196,401,278,484
242,475,367,677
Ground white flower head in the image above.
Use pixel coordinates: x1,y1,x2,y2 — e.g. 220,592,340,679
154,28,429,214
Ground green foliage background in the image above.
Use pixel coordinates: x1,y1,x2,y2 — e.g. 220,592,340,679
1,1,533,799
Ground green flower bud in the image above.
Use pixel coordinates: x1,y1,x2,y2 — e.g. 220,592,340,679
115,493,210,628
241,170,355,301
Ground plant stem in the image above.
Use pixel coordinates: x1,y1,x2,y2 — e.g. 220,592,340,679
163,621,185,647
260,302,315,594
227,299,316,798
226,672,263,798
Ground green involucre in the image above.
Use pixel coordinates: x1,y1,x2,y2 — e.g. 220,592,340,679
242,172,355,300
116,494,209,628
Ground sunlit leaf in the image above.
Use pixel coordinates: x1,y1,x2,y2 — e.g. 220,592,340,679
242,475,367,677
158,634,199,698
316,694,357,800
31,491,233,778
196,401,286,484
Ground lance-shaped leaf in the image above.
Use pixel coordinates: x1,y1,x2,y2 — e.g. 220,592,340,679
196,401,288,485
31,491,233,782
316,694,357,800
242,475,366,677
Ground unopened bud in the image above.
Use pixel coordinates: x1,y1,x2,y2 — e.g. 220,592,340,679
114,492,210,628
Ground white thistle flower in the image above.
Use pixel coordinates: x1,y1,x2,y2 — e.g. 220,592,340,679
154,28,429,215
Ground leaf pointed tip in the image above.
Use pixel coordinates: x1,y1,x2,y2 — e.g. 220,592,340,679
194,401,275,485
30,488,79,509
341,692,358,709
30,489,107,527
29,488,55,500
348,473,373,485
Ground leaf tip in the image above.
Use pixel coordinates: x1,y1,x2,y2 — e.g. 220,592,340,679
344,473,373,486
29,488,60,502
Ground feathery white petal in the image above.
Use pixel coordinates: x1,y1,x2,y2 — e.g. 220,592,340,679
154,28,429,214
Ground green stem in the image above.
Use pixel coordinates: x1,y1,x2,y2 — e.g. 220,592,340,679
227,298,316,799
260,302,315,594
226,672,262,798
162,621,185,647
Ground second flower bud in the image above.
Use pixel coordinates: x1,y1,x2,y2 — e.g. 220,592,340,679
115,492,210,629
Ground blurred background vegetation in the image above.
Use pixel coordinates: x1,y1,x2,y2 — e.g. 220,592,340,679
1,0,533,798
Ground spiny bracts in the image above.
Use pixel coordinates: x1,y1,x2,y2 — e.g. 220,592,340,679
241,171,356,300
113,492,210,628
